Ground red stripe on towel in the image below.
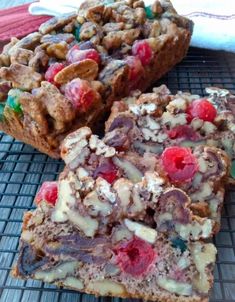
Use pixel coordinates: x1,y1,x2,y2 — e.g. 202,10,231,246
0,3,51,42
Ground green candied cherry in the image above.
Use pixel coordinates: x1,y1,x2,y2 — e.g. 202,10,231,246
145,5,156,19
6,89,23,114
171,237,187,253
231,160,235,179
0,103,5,121
73,24,81,42
103,0,115,6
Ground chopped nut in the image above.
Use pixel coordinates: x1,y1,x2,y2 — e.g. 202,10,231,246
87,280,126,296
96,178,116,203
112,156,143,183
0,37,19,66
8,32,42,55
61,127,92,167
102,28,141,49
98,60,129,96
133,0,145,9
84,190,112,216
162,111,187,127
190,182,212,201
80,22,103,40
113,178,132,209
52,179,98,237
19,92,48,135
0,63,42,90
89,134,116,157
157,277,192,296
39,13,77,35
129,103,157,116
41,33,74,44
10,48,34,65
112,226,133,243
54,59,99,84
103,22,125,32
166,97,187,113
35,261,80,283
85,5,105,23
175,219,213,240
35,81,75,123
191,242,217,294
46,41,69,60
152,0,163,14
28,47,49,72
0,81,11,101
63,277,84,290
124,219,158,244
149,20,161,38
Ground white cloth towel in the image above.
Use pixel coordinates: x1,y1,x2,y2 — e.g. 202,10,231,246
29,0,235,52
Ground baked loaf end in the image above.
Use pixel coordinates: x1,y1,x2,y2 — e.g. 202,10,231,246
0,0,192,158
12,127,221,301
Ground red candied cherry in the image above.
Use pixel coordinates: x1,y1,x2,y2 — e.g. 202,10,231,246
125,56,144,83
161,146,198,182
45,63,65,85
114,237,156,277
167,125,200,141
93,160,118,184
66,46,100,64
186,99,217,122
66,45,80,63
65,79,97,112
35,181,58,206
132,40,153,65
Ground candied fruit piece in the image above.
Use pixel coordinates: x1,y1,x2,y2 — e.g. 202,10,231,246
0,103,5,121
186,99,217,122
65,79,96,112
171,237,187,253
94,160,118,184
35,181,58,206
45,63,65,85
231,160,235,179
161,146,198,182
145,5,155,19
125,56,144,84
6,89,23,114
168,125,200,141
114,237,156,277
66,47,100,64
103,0,115,6
132,40,153,65
73,25,81,41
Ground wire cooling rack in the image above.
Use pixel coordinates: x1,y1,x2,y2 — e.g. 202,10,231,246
0,47,235,302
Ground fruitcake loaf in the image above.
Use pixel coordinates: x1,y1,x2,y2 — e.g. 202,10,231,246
0,0,192,158
13,128,221,301
105,85,235,182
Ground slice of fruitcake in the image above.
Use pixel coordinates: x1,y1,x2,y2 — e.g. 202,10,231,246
105,84,235,189
13,199,217,302
0,0,192,158
13,126,229,301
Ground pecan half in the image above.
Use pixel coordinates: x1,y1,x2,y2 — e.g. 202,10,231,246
54,59,99,84
39,13,77,35
0,63,42,90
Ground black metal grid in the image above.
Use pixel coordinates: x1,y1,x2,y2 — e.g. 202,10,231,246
0,47,235,302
